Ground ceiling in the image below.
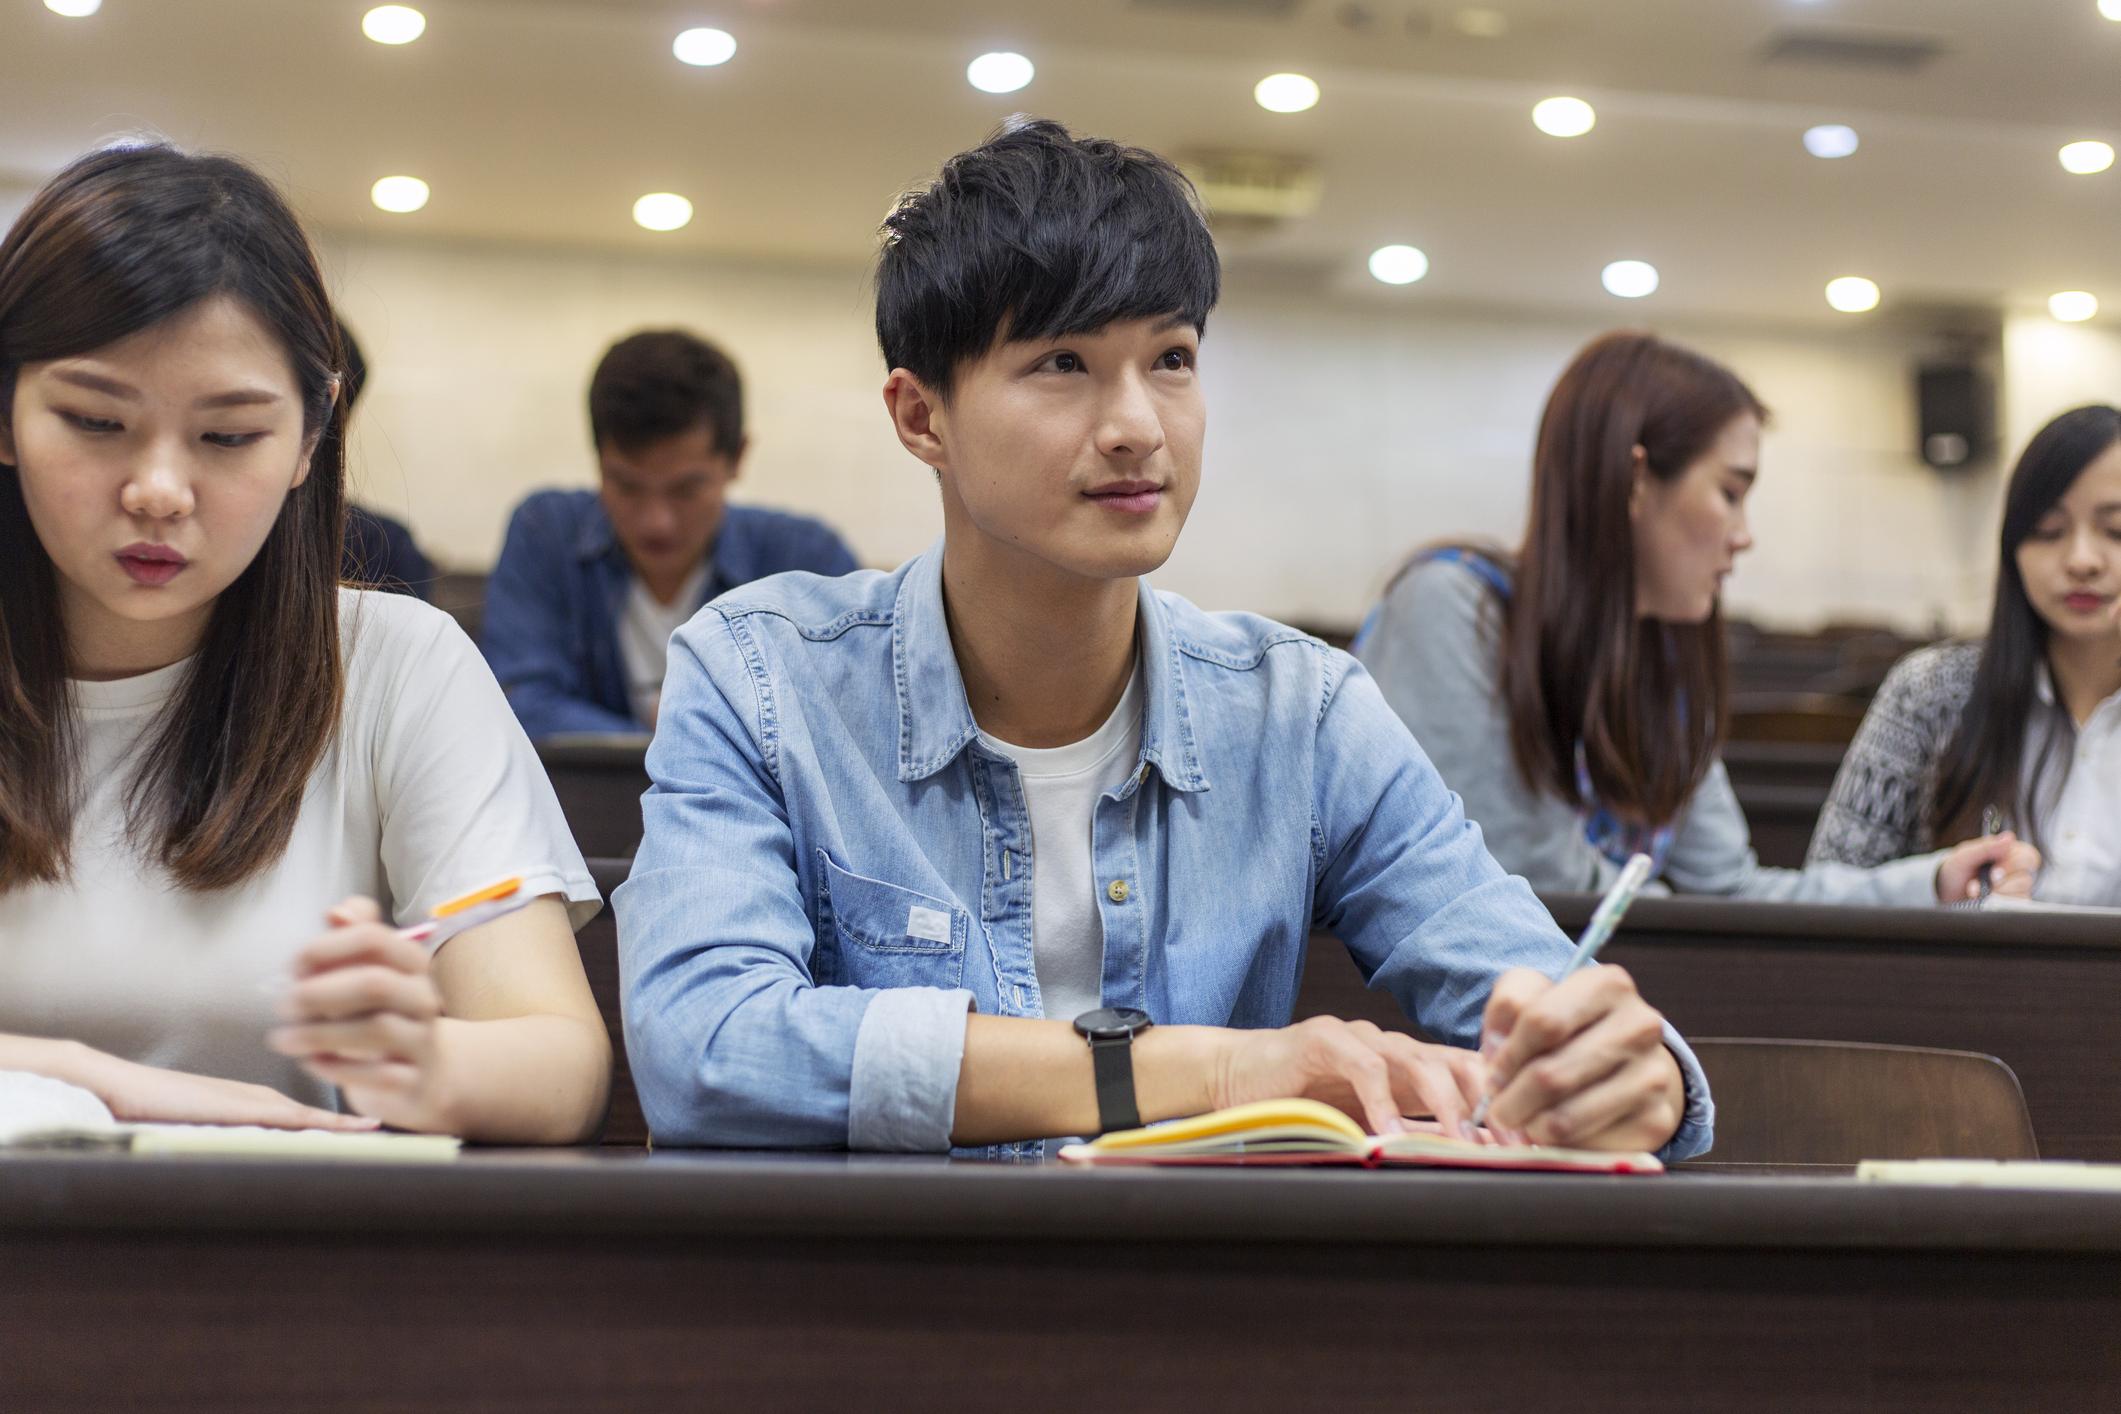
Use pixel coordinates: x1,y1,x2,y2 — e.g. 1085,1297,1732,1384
2,0,2118,326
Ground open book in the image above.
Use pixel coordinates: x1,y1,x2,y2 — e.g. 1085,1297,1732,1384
1057,1097,1663,1173
0,1069,460,1162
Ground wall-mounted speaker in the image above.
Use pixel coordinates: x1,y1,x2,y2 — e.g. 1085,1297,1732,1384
1916,361,1996,469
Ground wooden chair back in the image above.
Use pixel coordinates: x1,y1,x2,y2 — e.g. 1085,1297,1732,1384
1690,1038,2039,1164
581,857,650,1146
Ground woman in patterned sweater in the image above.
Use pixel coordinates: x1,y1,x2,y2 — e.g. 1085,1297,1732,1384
1809,405,2121,906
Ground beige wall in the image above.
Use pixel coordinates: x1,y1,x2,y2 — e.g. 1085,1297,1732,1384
289,234,2116,634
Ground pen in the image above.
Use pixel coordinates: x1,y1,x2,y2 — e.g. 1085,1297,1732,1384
1975,806,2004,902
1468,852,1656,1132
258,876,534,996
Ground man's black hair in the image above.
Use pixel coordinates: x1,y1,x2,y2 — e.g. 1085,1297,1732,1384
589,329,745,457
875,116,1220,399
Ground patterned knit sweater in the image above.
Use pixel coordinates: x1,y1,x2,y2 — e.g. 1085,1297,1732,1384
1806,642,1985,866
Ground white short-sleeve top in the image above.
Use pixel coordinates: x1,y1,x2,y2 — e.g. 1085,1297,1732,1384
0,589,601,1108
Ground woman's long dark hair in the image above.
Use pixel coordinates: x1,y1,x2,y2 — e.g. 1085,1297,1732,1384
1495,331,1765,824
1929,405,2121,851
0,144,346,892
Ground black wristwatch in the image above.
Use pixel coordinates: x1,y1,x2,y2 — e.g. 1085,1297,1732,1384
1073,1007,1154,1135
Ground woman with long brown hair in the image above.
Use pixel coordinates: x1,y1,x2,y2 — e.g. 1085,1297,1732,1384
0,145,609,1140
1356,330,2035,903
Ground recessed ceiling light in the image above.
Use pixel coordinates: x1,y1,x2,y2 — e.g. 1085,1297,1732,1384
1532,96,1596,138
2050,291,2100,323
633,193,694,232
966,51,1034,94
1453,8,1508,38
1825,276,1880,313
673,27,737,67
2102,0,2121,21
369,176,430,214
1254,73,1321,114
1368,245,1430,285
1602,260,1659,299
2060,140,2116,175
1803,124,1859,159
43,0,102,17
361,5,426,45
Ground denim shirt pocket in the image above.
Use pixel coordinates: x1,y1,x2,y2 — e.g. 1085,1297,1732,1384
816,851,968,991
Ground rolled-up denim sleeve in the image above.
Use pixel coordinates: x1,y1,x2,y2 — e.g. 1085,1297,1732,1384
1308,652,1714,1162
615,610,973,1149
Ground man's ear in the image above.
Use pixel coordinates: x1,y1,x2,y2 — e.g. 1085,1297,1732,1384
1626,442,1650,521
882,369,948,477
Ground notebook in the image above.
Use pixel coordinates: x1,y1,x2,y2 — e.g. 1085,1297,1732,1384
1856,1159,2121,1191
0,1069,461,1162
1056,1097,1664,1174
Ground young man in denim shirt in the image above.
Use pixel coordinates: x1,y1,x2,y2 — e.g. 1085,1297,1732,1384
483,330,859,738
616,119,1713,1160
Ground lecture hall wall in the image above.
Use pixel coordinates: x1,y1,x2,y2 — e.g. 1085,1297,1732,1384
88,218,2121,637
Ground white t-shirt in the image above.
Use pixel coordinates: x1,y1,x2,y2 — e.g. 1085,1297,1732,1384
619,564,709,725
978,666,1144,1024
0,589,600,1109
2033,669,2121,905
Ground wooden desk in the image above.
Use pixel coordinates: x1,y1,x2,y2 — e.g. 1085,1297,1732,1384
1297,897,2121,1161
3,1149,2117,1412
536,736,651,859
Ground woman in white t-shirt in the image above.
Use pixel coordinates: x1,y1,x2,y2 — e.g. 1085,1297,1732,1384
0,145,611,1142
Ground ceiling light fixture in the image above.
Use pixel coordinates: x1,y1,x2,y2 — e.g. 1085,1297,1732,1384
1532,96,1596,138
1368,245,1430,285
2060,140,2116,175
369,176,430,214
1803,124,1859,159
633,193,694,232
1825,276,1880,313
2102,0,2121,21
43,0,102,17
966,51,1034,94
673,27,737,67
2050,291,2100,323
361,5,426,45
1601,260,1659,299
1254,73,1321,114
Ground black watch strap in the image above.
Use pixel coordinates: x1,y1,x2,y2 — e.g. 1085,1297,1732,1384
1088,1034,1141,1135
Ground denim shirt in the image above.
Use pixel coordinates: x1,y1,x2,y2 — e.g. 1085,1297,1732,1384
481,489,860,739
614,546,1714,1160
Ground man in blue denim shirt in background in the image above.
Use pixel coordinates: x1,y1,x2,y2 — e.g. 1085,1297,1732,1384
483,329,858,738
616,119,1713,1160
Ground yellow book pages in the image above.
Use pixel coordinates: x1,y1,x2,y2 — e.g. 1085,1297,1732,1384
1079,1098,1367,1154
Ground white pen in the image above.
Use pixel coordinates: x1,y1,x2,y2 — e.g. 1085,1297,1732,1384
1468,852,1656,1133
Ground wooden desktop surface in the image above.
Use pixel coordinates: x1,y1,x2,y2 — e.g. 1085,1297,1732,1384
4,1148,2118,1412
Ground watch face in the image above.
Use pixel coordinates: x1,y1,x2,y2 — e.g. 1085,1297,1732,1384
1075,1006,1152,1040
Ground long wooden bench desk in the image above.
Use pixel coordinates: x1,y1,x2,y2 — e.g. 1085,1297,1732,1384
1298,896,2121,1161
4,1149,2118,1412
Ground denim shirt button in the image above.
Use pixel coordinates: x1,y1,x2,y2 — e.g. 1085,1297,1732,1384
1106,879,1130,904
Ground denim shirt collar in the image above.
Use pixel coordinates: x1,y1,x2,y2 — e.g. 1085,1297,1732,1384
891,544,1209,793
570,496,752,591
